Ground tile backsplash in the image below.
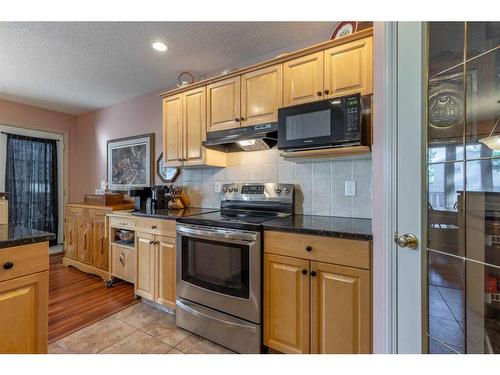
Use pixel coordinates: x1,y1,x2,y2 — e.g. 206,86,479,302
178,149,372,219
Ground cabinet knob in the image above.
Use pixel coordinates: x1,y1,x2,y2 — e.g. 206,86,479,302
235,118,240,122
151,225,158,229
324,89,330,95
306,245,312,252
316,91,322,97
240,117,246,121
301,269,308,275
150,240,155,244
310,270,317,277
3,261,14,270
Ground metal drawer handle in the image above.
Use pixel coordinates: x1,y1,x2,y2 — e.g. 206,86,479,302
3,261,14,270
119,252,125,266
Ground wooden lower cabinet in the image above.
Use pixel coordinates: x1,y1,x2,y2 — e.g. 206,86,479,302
93,215,108,270
311,262,371,354
110,244,135,283
155,236,176,308
264,254,310,354
135,231,176,309
135,232,155,301
77,214,94,265
0,269,48,354
264,232,372,354
64,210,78,260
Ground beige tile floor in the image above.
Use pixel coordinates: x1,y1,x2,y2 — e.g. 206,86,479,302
48,302,235,354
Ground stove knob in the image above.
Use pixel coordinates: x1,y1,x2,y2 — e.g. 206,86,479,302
274,187,282,194
229,187,234,192
222,187,228,193
283,188,289,194
234,187,238,192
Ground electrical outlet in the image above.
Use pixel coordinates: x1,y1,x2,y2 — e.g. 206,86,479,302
214,182,222,193
345,180,356,197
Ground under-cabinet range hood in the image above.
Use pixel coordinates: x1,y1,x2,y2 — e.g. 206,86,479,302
202,123,278,152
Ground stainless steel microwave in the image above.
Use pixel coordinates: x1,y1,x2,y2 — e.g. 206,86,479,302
277,94,362,151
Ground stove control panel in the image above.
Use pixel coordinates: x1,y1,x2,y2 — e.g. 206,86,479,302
220,183,295,203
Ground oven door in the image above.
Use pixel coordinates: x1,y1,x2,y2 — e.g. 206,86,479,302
277,96,361,151
176,224,261,324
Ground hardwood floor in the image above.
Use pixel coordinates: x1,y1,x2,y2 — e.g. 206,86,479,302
49,254,138,343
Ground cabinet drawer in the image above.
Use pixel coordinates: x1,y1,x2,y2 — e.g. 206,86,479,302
91,209,110,217
110,244,135,283
109,217,135,229
65,206,83,215
134,217,176,236
264,231,371,270
0,242,49,283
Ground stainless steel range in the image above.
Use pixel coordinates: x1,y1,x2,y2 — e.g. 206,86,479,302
175,182,294,353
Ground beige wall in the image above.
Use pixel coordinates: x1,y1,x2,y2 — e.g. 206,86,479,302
73,92,163,200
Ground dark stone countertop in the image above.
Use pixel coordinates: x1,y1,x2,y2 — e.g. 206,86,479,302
131,207,219,220
0,225,55,249
263,215,372,241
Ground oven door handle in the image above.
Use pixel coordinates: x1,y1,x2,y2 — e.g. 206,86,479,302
176,224,259,243
176,298,258,331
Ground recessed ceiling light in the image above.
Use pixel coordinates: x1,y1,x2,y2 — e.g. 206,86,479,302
152,42,168,52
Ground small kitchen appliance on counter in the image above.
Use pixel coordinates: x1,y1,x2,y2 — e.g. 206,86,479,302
175,182,294,353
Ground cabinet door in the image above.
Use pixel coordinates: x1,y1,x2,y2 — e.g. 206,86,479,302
0,271,48,353
64,211,78,260
324,36,373,98
264,254,310,354
283,51,324,106
310,261,371,353
182,87,207,166
0,199,7,224
207,76,241,132
93,215,108,271
135,232,155,301
155,235,176,309
241,64,282,126
163,94,183,167
111,244,135,283
77,215,93,265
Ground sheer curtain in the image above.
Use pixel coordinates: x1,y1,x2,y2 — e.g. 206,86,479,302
5,134,58,245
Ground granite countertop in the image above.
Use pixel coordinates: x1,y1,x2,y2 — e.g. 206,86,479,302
131,207,219,220
0,224,55,249
263,215,372,241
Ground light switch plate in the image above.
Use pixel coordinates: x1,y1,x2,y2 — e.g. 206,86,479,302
345,180,356,197
214,182,222,193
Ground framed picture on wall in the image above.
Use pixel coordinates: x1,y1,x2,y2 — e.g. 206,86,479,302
107,133,154,191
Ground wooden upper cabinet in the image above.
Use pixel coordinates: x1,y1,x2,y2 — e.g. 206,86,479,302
0,271,48,353
324,36,373,98
264,254,310,354
182,87,206,166
64,210,78,260
135,232,155,301
207,76,241,132
155,235,176,309
92,215,108,271
163,94,183,167
283,51,324,107
310,261,371,354
77,215,93,265
241,64,282,126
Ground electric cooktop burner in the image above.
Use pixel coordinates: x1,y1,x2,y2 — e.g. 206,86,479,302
176,183,295,231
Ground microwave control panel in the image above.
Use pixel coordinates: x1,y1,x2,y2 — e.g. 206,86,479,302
345,96,361,138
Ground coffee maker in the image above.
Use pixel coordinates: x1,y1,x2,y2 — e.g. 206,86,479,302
128,186,169,213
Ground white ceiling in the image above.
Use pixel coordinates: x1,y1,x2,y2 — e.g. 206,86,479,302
0,22,336,115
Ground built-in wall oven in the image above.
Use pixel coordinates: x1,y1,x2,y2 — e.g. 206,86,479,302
175,182,294,353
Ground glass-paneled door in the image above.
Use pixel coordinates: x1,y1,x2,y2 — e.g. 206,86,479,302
427,22,500,353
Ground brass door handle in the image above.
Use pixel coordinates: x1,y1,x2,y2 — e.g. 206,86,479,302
394,233,419,250
119,252,125,266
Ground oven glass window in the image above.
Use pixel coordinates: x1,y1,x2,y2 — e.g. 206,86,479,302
285,109,331,140
181,236,249,299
